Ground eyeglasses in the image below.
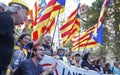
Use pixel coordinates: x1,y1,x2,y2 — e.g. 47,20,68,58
24,37,31,41
35,48,45,52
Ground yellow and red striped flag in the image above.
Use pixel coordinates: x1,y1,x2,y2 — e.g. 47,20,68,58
32,0,66,41
50,0,66,18
31,0,56,41
60,4,80,46
44,17,55,34
29,0,41,28
92,0,111,40
71,25,99,52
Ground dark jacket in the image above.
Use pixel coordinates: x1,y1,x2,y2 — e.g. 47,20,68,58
81,60,95,70
14,58,43,75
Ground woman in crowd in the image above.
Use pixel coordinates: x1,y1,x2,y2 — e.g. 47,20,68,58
8,33,31,75
104,63,112,74
81,53,96,70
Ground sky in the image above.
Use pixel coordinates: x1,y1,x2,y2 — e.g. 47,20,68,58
1,0,96,9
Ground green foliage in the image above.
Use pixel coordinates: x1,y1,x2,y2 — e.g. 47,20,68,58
92,45,107,58
111,0,120,61
88,0,120,61
83,0,104,29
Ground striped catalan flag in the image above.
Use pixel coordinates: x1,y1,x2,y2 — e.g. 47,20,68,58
31,0,56,41
60,4,80,46
92,0,111,41
32,0,66,41
38,0,47,17
29,0,41,28
71,24,99,52
44,17,55,34
50,0,66,18
42,0,66,34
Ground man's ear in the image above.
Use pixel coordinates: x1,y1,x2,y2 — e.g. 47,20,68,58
15,6,20,14
33,50,37,56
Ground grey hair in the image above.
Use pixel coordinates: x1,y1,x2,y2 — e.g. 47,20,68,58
4,4,23,13
0,2,7,10
43,34,51,39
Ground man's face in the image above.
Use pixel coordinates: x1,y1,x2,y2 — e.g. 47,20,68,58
34,46,45,60
75,56,80,61
15,5,27,25
58,49,64,55
44,35,52,44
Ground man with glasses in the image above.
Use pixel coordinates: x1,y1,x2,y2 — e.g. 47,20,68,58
14,43,57,75
0,0,30,74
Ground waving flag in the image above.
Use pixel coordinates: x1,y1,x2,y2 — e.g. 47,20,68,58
31,0,56,41
29,0,41,28
90,24,104,45
60,4,80,46
92,0,110,39
32,0,66,41
50,0,66,18
91,0,111,44
44,17,56,34
38,0,47,17
71,25,99,52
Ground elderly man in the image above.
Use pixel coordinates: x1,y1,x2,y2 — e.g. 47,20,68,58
0,2,7,12
42,34,53,56
0,0,30,74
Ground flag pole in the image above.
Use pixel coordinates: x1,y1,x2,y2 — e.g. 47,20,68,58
81,37,90,56
51,5,62,47
78,0,81,54
58,20,61,47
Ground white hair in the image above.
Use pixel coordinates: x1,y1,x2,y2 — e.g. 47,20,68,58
4,4,23,13
0,2,7,10
43,34,51,39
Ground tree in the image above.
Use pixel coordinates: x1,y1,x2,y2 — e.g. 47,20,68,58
109,0,120,61
83,0,104,29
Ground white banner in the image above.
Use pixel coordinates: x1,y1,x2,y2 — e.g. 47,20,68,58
40,55,101,75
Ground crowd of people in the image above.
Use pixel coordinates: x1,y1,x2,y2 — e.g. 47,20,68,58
0,0,120,75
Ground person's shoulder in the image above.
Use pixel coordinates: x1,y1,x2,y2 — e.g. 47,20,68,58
42,44,46,46
21,58,31,65
0,12,10,18
0,12,13,24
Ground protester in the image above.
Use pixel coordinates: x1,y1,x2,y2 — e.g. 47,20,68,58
0,2,7,12
13,42,57,75
7,33,31,75
0,0,30,74
42,34,53,56
104,63,112,74
66,53,73,65
81,53,96,70
92,60,97,68
95,59,105,74
110,61,120,75
72,54,81,67
54,47,68,63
